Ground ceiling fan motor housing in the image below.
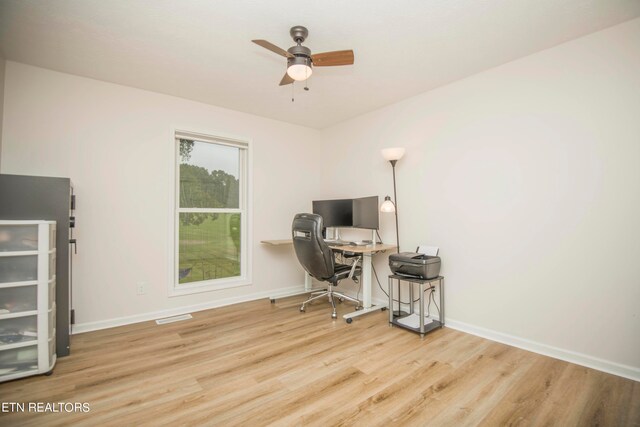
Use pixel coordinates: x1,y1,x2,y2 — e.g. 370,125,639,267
287,55,312,70
287,45,311,58
290,25,309,44
287,45,312,69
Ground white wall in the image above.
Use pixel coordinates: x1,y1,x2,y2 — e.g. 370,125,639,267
1,62,322,330
322,19,640,375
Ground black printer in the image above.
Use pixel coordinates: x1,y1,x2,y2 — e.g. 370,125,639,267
389,252,441,279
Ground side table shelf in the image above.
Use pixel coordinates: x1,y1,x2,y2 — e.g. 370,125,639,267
388,274,445,336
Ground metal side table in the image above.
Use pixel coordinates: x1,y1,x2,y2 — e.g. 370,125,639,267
388,275,444,336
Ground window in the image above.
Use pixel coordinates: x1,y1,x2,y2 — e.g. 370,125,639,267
173,130,250,294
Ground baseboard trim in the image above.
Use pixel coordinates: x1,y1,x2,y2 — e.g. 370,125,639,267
71,284,307,334
445,318,640,382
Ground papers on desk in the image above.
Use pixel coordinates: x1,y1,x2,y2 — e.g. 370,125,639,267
417,245,439,256
396,313,434,329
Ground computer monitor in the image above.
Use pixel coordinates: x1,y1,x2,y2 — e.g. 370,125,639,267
352,196,379,230
312,198,353,228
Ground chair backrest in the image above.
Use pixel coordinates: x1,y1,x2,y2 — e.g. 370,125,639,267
292,213,335,281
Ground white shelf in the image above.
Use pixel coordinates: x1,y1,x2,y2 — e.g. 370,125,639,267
0,220,53,225
0,221,57,382
0,280,38,289
0,340,38,351
0,368,39,382
0,310,38,320
0,250,39,257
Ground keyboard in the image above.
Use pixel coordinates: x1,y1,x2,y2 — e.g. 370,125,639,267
349,241,372,246
324,239,350,245
325,239,371,246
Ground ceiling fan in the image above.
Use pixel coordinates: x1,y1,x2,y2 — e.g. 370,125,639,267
252,26,354,86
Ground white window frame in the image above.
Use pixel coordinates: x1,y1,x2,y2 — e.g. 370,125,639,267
168,128,252,297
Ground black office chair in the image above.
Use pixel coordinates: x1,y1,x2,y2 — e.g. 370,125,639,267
292,213,362,319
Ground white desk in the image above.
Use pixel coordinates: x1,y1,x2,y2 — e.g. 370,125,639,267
261,239,396,322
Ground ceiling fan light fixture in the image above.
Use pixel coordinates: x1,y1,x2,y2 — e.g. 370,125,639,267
287,57,313,81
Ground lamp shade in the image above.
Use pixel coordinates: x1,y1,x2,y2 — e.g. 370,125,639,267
381,147,405,161
287,57,313,81
380,196,396,213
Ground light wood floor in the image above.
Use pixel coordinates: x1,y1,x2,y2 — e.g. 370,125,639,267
1,296,639,426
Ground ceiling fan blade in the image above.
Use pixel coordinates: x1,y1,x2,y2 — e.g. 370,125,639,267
311,50,354,66
279,73,294,86
252,39,293,58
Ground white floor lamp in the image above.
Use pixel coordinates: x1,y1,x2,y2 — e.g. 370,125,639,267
381,147,406,316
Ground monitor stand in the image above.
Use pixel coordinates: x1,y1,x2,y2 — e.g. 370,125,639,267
327,227,341,240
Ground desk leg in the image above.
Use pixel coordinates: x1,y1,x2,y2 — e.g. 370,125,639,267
343,253,388,322
363,253,372,308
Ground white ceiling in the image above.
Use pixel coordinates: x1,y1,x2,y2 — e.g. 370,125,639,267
1,0,639,129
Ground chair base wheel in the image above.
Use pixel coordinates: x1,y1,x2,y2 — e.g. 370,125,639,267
300,306,305,312
270,299,275,304
346,318,353,324
331,313,337,319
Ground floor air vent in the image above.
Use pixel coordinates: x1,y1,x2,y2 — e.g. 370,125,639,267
155,314,193,325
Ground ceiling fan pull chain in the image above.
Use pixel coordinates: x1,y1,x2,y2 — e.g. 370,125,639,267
292,81,295,102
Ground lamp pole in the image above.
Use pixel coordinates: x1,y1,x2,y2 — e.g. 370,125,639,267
390,159,400,253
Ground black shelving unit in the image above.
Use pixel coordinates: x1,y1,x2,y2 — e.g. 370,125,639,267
388,274,444,336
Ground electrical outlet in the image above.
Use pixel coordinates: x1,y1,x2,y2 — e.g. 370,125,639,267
136,281,148,295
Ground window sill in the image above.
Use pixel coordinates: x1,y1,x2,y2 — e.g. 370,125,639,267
169,277,251,297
